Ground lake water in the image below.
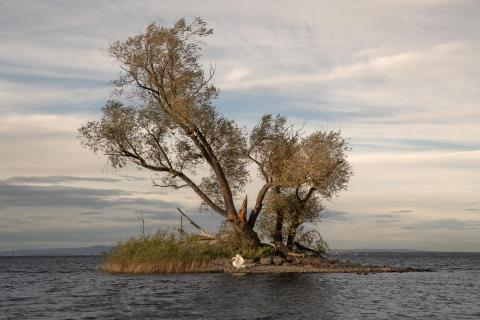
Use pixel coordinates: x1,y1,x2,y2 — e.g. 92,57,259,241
1,252,479,319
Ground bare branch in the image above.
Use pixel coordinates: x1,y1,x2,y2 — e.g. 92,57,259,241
176,207,214,238
151,177,188,189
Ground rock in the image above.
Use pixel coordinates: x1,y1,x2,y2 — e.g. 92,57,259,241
260,257,272,265
272,256,284,265
286,256,299,264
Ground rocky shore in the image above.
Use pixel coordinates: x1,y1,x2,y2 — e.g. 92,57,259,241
101,254,431,274
223,255,431,274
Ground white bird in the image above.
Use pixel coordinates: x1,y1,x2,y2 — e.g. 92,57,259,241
231,254,245,270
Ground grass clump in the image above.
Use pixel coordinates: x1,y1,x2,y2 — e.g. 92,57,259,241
101,230,274,274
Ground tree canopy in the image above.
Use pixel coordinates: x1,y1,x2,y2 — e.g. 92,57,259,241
249,116,352,250
80,18,248,222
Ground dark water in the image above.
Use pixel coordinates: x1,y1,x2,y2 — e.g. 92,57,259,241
1,252,479,320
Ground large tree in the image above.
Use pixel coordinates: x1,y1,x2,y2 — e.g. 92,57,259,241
80,18,250,224
79,18,352,248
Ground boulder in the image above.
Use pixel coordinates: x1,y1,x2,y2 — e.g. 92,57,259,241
260,257,272,265
286,255,300,264
272,256,284,265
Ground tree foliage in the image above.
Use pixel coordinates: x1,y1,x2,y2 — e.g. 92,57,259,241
79,18,248,221
251,119,353,250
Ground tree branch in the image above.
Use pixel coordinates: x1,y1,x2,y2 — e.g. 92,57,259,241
247,183,271,227
302,187,316,203
151,177,188,189
248,155,269,182
174,170,227,217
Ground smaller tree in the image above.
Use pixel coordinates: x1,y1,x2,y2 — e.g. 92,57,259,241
252,118,352,252
257,188,324,246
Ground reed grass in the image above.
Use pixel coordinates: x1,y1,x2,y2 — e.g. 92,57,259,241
100,230,273,274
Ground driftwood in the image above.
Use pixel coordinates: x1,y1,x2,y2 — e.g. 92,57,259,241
268,243,304,258
294,241,327,257
176,208,215,239
286,251,305,257
176,227,189,237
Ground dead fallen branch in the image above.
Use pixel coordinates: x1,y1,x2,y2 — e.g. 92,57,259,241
176,207,215,239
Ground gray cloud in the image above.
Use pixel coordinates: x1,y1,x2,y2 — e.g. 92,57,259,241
6,175,121,184
464,208,479,212
79,211,102,216
0,181,175,210
371,214,405,224
323,210,353,222
0,226,134,244
115,175,149,181
390,210,413,214
138,209,181,221
403,219,480,230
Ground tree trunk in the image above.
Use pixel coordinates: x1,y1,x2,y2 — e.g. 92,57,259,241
286,213,301,250
242,224,261,245
273,209,284,245
221,220,261,246
286,227,297,250
247,183,270,228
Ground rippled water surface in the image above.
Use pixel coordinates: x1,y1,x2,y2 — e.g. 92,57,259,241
1,252,479,319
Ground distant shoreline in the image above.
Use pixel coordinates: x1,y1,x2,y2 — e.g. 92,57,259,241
0,245,112,257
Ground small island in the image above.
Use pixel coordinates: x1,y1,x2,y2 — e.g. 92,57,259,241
80,18,427,275
99,229,430,275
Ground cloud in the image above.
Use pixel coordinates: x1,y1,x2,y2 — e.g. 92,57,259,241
0,180,175,210
0,79,109,113
403,219,480,230
114,175,149,182
142,210,181,221
6,175,121,184
390,210,413,214
79,211,102,216
220,42,480,128
0,114,104,176
323,210,353,222
370,214,405,224
0,226,133,244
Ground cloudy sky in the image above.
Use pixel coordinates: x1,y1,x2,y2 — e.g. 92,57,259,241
1,0,479,251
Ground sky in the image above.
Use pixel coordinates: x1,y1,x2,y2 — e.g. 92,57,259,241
0,0,479,251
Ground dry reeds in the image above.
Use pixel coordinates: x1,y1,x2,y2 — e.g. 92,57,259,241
100,258,226,274
100,230,273,274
